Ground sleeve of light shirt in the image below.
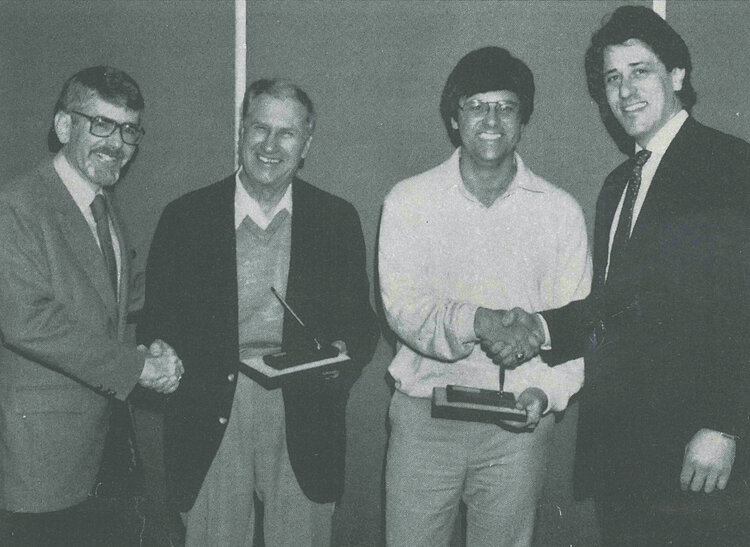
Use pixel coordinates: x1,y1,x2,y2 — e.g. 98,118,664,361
379,192,478,362
524,201,591,412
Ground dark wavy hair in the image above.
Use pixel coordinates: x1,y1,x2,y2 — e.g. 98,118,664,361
585,6,696,111
440,47,534,148
48,66,144,152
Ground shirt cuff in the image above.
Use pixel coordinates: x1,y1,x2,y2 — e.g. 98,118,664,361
536,313,552,350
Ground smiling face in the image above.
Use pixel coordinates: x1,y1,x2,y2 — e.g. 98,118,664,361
55,93,140,188
603,39,685,147
238,94,312,198
451,90,524,170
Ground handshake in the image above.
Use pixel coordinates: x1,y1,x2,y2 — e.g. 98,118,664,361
137,339,184,394
474,307,545,368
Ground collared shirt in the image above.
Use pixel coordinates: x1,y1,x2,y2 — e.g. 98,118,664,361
606,110,689,276
379,148,590,411
53,152,121,290
234,168,293,229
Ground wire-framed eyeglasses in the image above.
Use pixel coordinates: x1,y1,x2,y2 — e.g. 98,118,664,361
459,99,520,119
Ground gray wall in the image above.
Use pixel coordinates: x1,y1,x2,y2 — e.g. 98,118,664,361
2,1,748,545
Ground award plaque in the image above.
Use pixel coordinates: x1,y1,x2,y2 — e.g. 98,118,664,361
239,286,351,388
239,349,350,389
431,363,526,423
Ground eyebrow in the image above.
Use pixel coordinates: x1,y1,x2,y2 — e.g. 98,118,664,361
604,61,649,75
99,114,141,127
463,98,520,104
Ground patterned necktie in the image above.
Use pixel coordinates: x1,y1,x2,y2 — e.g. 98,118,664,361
607,149,651,278
90,194,118,296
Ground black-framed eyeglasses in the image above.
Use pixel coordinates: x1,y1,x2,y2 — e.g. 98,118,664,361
459,99,520,119
69,110,145,145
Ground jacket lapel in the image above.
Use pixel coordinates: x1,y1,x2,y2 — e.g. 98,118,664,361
284,180,316,349
43,164,119,322
287,180,307,300
106,192,130,334
594,163,630,290
628,119,696,250
212,177,241,362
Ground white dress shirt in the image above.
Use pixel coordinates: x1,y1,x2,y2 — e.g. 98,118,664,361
234,168,293,229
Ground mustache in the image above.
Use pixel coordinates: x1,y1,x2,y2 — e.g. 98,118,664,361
91,146,126,161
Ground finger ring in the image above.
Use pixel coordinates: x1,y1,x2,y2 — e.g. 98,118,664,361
515,352,525,361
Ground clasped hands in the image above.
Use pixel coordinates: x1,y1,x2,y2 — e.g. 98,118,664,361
474,306,545,368
474,307,548,428
138,338,184,394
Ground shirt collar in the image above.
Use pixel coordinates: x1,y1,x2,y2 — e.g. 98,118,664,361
234,168,293,229
448,148,548,205
637,109,688,155
53,152,101,213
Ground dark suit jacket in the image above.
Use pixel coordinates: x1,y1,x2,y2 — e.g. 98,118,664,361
138,175,379,510
542,118,750,500
0,160,144,512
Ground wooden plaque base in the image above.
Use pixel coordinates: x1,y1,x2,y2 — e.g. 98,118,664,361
239,352,350,389
431,385,527,423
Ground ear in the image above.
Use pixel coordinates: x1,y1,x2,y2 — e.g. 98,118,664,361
450,117,458,130
301,134,313,159
670,67,686,92
54,111,72,145
237,122,245,146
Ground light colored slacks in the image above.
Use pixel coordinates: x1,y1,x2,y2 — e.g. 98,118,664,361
386,390,553,547
184,374,334,547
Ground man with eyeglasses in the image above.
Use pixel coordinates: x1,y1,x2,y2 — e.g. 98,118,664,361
378,47,590,546
0,66,183,546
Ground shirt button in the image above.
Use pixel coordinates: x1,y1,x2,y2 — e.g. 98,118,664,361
218,417,228,425
227,373,236,382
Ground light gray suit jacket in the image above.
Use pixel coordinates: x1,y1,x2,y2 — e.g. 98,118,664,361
0,159,144,512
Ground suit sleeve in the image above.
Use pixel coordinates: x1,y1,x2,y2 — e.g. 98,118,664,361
0,198,144,400
539,299,591,364
699,143,750,437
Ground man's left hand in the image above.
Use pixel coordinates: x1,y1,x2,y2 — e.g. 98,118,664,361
321,340,347,380
503,387,548,430
680,428,736,493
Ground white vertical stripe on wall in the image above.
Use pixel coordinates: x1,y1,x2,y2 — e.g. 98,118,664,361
653,0,667,19
235,0,247,168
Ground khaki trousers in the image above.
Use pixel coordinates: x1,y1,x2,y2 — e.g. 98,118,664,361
386,390,553,547
184,375,334,547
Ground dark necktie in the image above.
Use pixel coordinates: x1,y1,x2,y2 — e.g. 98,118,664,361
607,150,651,278
90,194,118,296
